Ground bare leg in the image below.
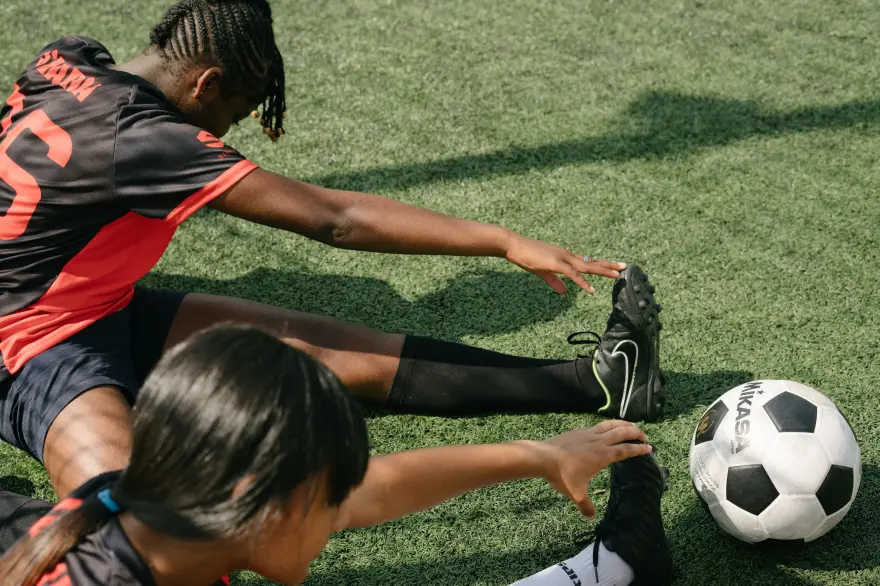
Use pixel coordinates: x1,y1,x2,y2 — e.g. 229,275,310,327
165,293,405,403
43,386,133,497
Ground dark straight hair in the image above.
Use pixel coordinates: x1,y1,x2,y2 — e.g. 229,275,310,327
0,324,370,585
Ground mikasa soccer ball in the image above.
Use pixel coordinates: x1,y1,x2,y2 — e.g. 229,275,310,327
689,380,860,543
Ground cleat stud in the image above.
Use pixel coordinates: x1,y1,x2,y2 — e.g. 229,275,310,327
658,322,663,331
648,284,656,294
639,300,648,310
656,304,662,312
633,285,642,294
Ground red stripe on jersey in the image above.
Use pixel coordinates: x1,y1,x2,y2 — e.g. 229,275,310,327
37,563,72,586
165,159,255,226
0,162,257,374
29,497,84,536
0,84,26,137
221,576,231,585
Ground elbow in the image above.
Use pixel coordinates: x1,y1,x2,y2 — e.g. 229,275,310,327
328,213,354,248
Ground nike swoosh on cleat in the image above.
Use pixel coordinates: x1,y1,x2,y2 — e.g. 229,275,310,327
612,339,639,419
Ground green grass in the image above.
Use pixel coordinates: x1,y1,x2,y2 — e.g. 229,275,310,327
2,0,879,584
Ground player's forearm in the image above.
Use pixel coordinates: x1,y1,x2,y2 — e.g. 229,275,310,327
213,171,513,257
342,441,551,529
330,190,512,257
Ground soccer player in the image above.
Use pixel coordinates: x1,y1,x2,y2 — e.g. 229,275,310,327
0,325,673,586
0,0,664,498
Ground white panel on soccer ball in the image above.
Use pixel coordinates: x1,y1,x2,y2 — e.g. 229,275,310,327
709,500,768,543
804,502,853,542
815,406,861,468
780,380,835,408
690,441,728,504
762,433,830,495
718,393,777,468
759,495,826,540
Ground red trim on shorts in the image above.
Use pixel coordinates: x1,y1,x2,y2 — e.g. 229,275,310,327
0,162,256,374
29,498,84,536
37,563,72,586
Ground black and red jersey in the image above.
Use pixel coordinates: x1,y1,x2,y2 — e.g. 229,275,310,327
0,37,258,376
16,472,230,586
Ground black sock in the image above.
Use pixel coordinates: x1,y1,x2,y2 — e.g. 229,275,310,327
387,335,607,416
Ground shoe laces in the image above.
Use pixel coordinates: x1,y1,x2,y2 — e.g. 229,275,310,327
576,466,655,582
570,475,628,582
567,331,601,358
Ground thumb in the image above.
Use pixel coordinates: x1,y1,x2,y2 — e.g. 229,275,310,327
568,485,596,520
576,493,596,520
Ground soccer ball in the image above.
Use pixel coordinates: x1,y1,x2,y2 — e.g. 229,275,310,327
689,380,860,543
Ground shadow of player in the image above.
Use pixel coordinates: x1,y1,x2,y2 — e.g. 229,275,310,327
305,91,880,193
142,267,578,343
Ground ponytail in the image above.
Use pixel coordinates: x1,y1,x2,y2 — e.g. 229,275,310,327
0,490,122,586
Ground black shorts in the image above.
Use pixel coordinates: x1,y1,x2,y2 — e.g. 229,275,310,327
0,489,51,555
0,287,185,463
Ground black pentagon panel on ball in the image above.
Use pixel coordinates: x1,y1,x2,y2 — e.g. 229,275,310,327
727,464,779,516
763,391,817,433
694,399,730,445
816,465,854,515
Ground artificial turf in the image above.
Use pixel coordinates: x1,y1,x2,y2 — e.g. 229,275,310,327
0,0,878,584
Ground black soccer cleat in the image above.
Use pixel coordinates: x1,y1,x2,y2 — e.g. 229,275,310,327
593,445,673,586
569,264,664,422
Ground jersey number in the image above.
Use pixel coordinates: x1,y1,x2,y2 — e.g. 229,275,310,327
0,85,72,240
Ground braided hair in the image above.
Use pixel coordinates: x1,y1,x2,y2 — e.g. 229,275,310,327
149,0,286,141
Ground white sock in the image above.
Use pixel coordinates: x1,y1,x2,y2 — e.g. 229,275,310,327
510,541,635,586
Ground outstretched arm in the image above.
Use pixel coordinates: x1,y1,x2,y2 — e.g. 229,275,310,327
339,421,651,529
210,169,625,293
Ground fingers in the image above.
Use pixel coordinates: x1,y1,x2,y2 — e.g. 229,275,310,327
538,271,569,295
601,424,650,446
594,259,628,271
570,256,626,279
590,419,639,434
565,266,595,294
606,442,653,466
565,483,596,520
577,493,596,520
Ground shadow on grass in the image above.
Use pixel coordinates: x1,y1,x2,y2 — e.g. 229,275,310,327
661,370,755,423
305,91,880,192
142,267,579,342
0,476,36,496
